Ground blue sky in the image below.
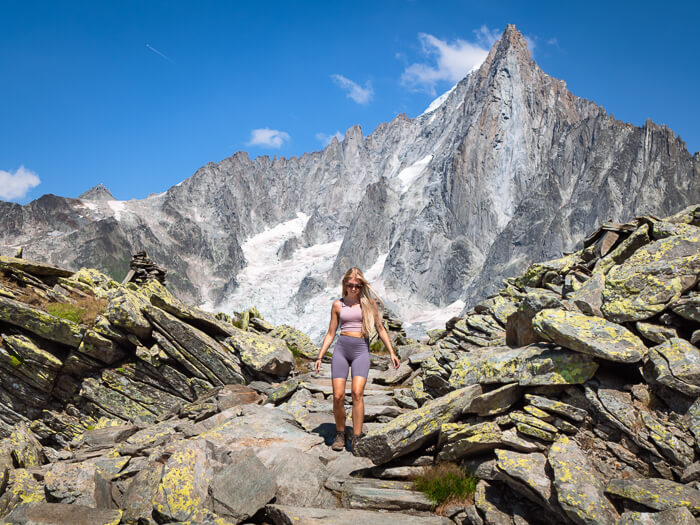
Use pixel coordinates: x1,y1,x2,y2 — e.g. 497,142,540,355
1,0,698,203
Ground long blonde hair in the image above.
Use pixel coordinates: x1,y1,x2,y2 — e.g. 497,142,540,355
341,267,384,338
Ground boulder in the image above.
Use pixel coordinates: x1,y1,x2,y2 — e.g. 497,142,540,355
105,288,152,339
3,502,123,525
44,461,113,508
268,324,319,359
449,343,598,389
0,256,73,277
373,362,413,386
464,383,522,416
354,385,482,465
532,308,647,363
601,230,700,323
265,505,453,524
0,296,85,348
645,338,700,396
226,329,294,378
340,478,434,512
640,412,694,467
76,329,126,365
548,436,619,524
523,394,588,422
4,423,43,468
616,507,696,524
0,334,62,393
635,322,678,345
569,270,605,317
670,294,700,323
605,478,700,514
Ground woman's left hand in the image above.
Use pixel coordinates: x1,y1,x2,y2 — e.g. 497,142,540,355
390,353,400,369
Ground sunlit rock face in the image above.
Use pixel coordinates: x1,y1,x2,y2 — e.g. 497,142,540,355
1,25,698,340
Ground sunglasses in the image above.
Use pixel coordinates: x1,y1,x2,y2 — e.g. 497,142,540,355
346,283,363,289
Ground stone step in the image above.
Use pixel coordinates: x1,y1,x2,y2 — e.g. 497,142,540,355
339,478,435,512
266,504,452,524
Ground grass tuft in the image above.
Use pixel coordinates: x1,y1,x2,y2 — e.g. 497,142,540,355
413,463,478,512
46,296,107,326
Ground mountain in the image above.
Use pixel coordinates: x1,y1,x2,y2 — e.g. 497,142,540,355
1,25,698,340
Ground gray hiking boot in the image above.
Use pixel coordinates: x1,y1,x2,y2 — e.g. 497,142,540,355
331,430,346,451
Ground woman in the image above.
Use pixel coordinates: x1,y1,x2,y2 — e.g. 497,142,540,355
314,267,401,452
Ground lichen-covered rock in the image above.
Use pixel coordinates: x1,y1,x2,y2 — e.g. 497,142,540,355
616,507,696,524
77,329,126,365
570,270,605,317
598,223,651,275
374,362,413,386
605,478,700,514
635,322,678,344
354,385,482,465
0,334,62,393
226,329,294,378
464,382,522,416
645,338,700,396
3,502,123,525
438,421,502,461
44,461,114,508
601,230,700,323
0,296,85,348
490,294,518,326
670,294,700,323
268,324,319,359
640,412,694,467
267,379,299,404
0,256,73,277
2,423,43,468
548,436,619,524
120,459,164,524
265,504,454,524
106,288,152,339
449,343,598,388
524,394,588,422
532,308,647,363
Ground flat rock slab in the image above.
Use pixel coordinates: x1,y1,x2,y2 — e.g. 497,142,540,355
605,478,700,514
548,436,619,525
0,256,74,277
449,343,598,388
646,338,700,396
373,362,413,385
616,507,696,524
0,296,85,348
341,479,434,512
3,502,122,525
228,329,294,377
532,308,647,363
266,505,453,524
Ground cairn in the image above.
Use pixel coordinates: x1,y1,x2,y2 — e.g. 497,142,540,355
121,250,167,285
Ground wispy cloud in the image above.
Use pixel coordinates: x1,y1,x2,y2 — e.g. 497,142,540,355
146,43,175,64
473,25,501,47
316,131,343,146
247,128,290,148
401,33,490,95
547,37,559,46
331,74,373,104
0,166,40,200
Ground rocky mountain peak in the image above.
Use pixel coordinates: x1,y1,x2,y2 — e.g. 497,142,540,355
78,183,115,201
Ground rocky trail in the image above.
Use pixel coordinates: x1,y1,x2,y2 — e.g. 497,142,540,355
0,205,698,524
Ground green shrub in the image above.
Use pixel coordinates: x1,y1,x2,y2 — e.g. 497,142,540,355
47,303,86,324
414,463,478,508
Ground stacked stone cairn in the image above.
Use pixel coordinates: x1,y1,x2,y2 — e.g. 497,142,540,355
122,251,167,285
0,204,696,524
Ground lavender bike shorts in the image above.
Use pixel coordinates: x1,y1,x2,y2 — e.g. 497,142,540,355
331,335,370,379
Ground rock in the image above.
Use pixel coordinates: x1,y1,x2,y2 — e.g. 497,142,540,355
0,296,85,348
44,461,113,508
464,383,522,416
226,329,294,378
505,289,563,347
216,384,263,410
105,288,152,339
0,334,62,393
640,412,694,467
532,308,647,363
490,295,519,325
601,231,700,323
509,411,559,435
438,422,503,461
670,294,700,323
605,478,700,514
598,224,651,274
645,338,700,396
354,385,482,465
635,322,678,344
0,256,74,277
267,379,299,404
75,424,139,448
449,343,598,388
374,362,413,385
77,329,126,365
3,502,123,525
209,449,278,522
119,459,164,523
265,504,454,524
616,507,696,524
256,447,335,508
569,270,605,317
268,324,319,359
0,469,46,515
340,478,433,512
4,423,43,468
523,394,588,422
548,435,620,524
681,463,700,483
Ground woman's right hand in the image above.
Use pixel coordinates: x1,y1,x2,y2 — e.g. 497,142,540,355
313,359,322,374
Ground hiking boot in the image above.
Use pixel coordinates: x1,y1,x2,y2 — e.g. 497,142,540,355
331,430,346,451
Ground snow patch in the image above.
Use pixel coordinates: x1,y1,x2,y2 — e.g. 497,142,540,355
395,155,433,193
421,84,457,116
107,200,126,221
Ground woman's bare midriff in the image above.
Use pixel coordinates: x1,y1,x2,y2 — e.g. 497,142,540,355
340,331,364,338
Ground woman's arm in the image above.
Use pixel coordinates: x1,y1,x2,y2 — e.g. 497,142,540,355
314,300,340,373
372,300,400,369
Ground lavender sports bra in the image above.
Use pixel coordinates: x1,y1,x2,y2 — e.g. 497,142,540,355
339,298,363,332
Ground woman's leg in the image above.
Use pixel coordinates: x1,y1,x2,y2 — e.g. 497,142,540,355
350,375,367,436
332,378,347,431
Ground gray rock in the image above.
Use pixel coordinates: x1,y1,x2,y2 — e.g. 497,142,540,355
465,383,522,416
548,436,620,524
645,338,700,396
635,322,678,345
670,294,700,323
523,394,588,422
3,502,123,525
225,329,294,378
266,504,454,524
44,461,113,508
605,478,700,514
616,507,696,525
0,296,85,348
374,362,413,385
340,478,434,512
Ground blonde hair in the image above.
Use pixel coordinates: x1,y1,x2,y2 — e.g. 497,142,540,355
341,267,384,338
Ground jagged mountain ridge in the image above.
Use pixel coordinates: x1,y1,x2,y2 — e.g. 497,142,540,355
0,25,698,339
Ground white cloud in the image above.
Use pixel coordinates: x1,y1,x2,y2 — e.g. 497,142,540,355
474,25,501,47
315,131,344,146
401,33,490,95
331,74,373,104
547,37,558,46
524,36,537,53
247,128,290,148
0,166,40,200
